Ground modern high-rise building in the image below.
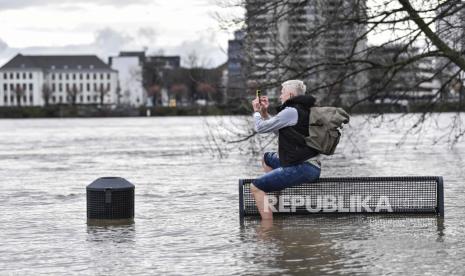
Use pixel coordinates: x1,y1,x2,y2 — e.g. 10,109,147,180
226,30,246,104
436,3,465,54
367,45,440,103
245,0,368,104
0,54,118,107
436,3,465,101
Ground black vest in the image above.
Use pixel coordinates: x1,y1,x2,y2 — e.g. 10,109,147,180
278,95,319,167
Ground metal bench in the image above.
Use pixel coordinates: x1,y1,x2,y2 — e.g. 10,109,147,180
239,176,444,220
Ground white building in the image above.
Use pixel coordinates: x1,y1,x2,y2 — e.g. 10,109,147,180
0,54,118,107
109,53,146,107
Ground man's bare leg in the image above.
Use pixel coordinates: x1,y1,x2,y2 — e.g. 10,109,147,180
250,184,273,220
253,156,274,219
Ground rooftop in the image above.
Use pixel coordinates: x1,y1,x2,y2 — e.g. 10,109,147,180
0,54,115,71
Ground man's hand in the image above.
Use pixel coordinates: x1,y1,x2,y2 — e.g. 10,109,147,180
260,96,269,110
252,96,270,118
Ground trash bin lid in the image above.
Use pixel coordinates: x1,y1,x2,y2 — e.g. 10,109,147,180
86,177,135,191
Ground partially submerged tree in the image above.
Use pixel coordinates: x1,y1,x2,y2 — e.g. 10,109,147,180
161,67,224,105
97,84,110,106
196,82,217,104
13,84,25,107
42,83,52,107
147,84,162,106
66,84,81,106
170,83,189,103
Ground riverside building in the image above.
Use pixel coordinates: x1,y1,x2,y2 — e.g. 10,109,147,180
0,54,118,107
109,51,146,107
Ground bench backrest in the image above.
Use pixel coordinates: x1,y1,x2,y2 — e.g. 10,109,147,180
239,176,444,219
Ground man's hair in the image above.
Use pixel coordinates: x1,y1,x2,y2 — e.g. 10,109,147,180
281,80,306,95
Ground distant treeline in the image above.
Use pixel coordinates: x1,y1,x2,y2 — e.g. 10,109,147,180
0,104,250,118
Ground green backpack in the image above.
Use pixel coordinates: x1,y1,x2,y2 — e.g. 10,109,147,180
302,107,350,155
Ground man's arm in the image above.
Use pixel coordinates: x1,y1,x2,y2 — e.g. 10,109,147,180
253,107,298,133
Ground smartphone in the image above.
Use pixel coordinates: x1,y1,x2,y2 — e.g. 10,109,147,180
256,89,261,103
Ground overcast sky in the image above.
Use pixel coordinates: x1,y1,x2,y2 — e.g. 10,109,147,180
0,0,243,68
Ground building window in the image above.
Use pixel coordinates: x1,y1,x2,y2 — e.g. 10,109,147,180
29,84,33,91
80,95,83,102
86,83,90,92
79,83,83,91
10,73,13,79
22,84,26,91
94,96,98,101
30,94,33,103
4,95,7,103
80,74,83,80
23,73,26,79
10,84,14,91
73,74,76,80
3,73,7,79
86,73,90,80
52,74,55,80
100,73,104,80
3,84,7,91
66,74,69,80
29,73,33,79
87,95,90,101
100,83,104,91
66,84,69,91
52,96,56,103
59,96,63,103
17,73,20,79
94,83,97,91
93,74,96,80
107,83,110,90
23,95,27,102
52,84,56,92
107,73,110,79
59,83,63,92
10,95,14,102
59,74,62,80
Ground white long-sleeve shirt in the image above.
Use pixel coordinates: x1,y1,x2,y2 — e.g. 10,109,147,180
253,107,298,134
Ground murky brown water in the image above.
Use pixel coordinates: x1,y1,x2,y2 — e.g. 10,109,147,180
0,114,463,275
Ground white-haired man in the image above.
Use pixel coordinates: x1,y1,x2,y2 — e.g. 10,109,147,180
251,80,321,220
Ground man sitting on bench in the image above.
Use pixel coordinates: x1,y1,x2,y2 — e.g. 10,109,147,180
251,80,321,220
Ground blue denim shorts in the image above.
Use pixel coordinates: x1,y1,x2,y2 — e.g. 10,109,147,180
253,152,321,192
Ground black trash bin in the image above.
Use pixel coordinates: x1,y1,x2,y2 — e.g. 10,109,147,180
86,177,135,225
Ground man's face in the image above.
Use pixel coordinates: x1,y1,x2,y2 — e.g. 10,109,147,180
279,87,294,104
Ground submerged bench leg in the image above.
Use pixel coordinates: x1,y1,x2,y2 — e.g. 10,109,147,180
437,177,444,217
